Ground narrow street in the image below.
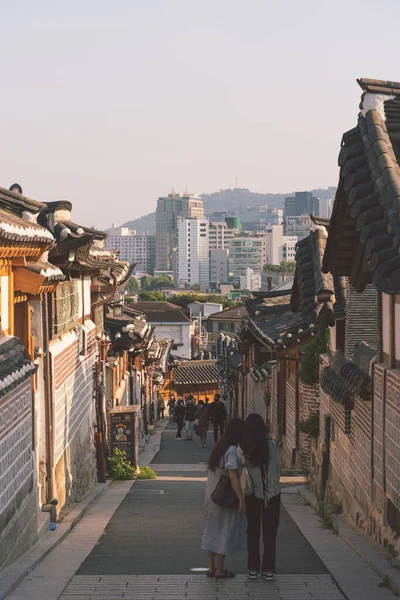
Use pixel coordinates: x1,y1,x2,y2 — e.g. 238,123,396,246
6,423,394,599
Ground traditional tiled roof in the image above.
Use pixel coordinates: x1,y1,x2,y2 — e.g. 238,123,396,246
245,302,311,350
241,292,313,350
291,218,347,324
208,305,248,320
0,209,54,244
0,336,36,396
352,341,377,375
172,360,220,385
0,184,46,218
132,302,190,323
320,350,372,406
208,305,249,321
25,259,65,282
323,78,400,293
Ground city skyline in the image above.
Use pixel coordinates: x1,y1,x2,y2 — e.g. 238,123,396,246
1,1,399,229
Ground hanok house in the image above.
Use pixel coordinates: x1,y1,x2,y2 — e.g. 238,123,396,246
215,289,317,468
0,185,60,569
290,215,378,505
315,77,400,552
205,305,249,354
131,301,194,359
106,303,172,451
35,201,134,505
163,359,220,403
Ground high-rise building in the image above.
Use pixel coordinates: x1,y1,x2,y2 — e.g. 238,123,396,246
156,193,204,271
241,205,283,231
105,227,156,274
210,248,229,284
228,234,267,282
209,219,239,250
284,216,311,241
176,218,210,290
284,191,319,219
266,225,297,265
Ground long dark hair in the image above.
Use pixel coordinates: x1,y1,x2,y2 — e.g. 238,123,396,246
241,413,269,467
208,418,245,472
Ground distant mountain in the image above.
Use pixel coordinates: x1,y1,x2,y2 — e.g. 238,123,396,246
119,187,336,234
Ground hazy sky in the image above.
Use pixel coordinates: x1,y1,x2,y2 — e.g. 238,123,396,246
1,0,399,229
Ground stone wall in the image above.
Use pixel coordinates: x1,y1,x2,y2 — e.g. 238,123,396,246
283,379,296,467
244,373,267,421
298,380,319,470
0,380,38,570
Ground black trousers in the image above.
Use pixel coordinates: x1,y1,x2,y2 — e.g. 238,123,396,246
176,417,184,438
245,493,280,573
212,421,224,442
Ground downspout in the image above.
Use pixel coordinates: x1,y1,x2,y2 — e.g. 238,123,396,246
42,292,54,502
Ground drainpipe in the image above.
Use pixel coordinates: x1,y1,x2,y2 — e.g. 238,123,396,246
42,292,55,503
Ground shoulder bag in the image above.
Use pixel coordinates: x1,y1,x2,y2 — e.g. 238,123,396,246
237,446,254,496
211,459,239,509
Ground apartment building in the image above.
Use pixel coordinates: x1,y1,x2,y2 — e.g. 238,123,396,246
105,227,155,274
228,234,267,282
156,193,204,271
266,225,297,265
176,218,210,290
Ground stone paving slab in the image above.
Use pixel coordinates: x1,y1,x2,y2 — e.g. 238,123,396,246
282,491,394,600
60,574,345,599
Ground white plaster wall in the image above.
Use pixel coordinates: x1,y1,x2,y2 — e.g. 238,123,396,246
382,293,390,357
152,323,192,358
83,276,91,319
330,324,337,354
1,275,9,332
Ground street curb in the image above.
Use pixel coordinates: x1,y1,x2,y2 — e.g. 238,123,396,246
298,487,400,595
0,482,109,600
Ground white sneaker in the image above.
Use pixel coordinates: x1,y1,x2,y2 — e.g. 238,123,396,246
176,438,181,441
248,570,258,580
261,572,274,581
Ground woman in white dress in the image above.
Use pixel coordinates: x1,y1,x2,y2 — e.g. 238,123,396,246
201,418,247,578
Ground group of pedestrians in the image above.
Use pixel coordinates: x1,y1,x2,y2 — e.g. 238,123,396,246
201,413,281,582
167,393,227,445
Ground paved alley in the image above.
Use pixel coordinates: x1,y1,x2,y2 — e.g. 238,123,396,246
4,423,395,599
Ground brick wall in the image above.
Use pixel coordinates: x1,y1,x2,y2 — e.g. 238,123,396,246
352,397,372,513
385,369,400,512
50,324,97,508
373,364,385,495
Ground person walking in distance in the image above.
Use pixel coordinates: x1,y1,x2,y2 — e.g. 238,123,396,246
168,395,175,423
241,413,281,582
195,399,209,448
209,394,227,443
174,399,185,440
184,397,197,441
